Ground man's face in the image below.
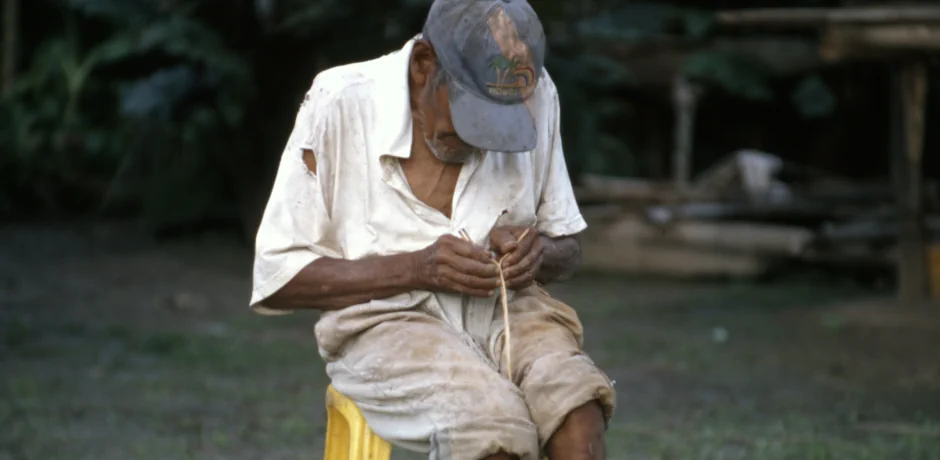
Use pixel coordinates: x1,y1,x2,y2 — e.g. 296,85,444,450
416,79,483,164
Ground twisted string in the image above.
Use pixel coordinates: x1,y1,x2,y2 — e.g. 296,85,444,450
459,228,530,379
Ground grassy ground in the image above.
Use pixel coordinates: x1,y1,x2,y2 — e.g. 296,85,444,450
2,224,939,459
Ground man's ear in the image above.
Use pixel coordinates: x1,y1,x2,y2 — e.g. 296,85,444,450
409,39,437,89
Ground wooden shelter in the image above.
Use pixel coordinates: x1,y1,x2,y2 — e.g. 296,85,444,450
579,5,938,306
716,5,936,306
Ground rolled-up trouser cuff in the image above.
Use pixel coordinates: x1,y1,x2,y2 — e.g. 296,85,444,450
430,414,540,460
522,352,618,446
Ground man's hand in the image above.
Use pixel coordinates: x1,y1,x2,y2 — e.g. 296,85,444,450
489,225,543,290
413,234,501,297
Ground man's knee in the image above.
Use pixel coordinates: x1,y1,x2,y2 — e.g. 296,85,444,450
520,351,615,443
546,400,607,460
422,371,542,459
434,386,539,459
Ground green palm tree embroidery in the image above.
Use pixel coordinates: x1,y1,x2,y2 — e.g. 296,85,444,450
490,55,511,87
505,59,521,88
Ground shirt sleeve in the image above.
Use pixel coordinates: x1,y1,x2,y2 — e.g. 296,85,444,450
249,78,343,315
535,81,588,238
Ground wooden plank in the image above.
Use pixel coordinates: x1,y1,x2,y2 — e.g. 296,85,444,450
821,216,940,242
597,37,825,87
893,61,929,307
584,214,813,255
717,7,940,28
822,24,940,62
579,240,771,278
579,215,775,278
576,175,691,203
644,201,853,225
650,220,814,256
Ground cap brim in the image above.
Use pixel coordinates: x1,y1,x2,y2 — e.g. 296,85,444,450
447,79,537,153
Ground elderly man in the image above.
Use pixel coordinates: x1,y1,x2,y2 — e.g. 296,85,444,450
250,0,615,458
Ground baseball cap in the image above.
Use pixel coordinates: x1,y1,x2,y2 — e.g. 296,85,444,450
422,0,546,153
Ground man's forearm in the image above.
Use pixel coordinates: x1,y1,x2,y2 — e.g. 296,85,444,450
264,252,422,312
535,234,582,285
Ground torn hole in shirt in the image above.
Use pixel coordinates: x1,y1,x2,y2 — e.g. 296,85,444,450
301,149,318,176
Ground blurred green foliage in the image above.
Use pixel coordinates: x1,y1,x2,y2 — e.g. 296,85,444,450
0,0,840,233
1,0,252,224
682,50,774,101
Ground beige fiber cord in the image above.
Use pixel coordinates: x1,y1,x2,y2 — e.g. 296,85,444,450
459,227,530,379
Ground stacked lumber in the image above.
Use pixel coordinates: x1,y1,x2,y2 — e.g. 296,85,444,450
577,150,937,278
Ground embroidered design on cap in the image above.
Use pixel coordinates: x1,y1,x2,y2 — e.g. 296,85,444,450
485,7,537,100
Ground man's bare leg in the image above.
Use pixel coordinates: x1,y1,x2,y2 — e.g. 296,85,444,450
546,400,606,460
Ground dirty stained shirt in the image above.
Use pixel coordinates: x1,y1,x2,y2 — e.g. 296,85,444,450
249,37,586,353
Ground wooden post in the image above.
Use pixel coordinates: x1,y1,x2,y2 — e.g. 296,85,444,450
892,61,929,306
717,7,940,28
1,0,18,98
672,76,702,189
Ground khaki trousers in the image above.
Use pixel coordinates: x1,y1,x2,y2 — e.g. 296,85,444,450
314,285,616,460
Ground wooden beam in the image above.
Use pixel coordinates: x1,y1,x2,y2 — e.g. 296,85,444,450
576,175,687,203
579,214,780,278
893,61,929,307
820,216,940,242
822,24,940,62
597,37,824,87
717,7,940,28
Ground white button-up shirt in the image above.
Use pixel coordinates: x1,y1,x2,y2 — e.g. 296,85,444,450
250,37,585,343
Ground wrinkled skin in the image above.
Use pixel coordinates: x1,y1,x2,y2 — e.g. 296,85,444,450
409,40,482,164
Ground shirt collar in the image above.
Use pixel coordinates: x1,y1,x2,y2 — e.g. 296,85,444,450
374,36,420,160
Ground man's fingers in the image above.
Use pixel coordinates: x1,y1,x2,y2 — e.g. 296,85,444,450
503,253,542,289
439,278,495,298
439,265,500,291
443,251,499,278
506,272,535,290
490,228,518,255
516,228,537,252
503,244,524,266
448,236,496,264
432,231,543,295
503,242,543,277
503,229,537,266
506,255,541,289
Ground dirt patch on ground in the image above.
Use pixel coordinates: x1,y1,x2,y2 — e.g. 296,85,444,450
2,223,939,459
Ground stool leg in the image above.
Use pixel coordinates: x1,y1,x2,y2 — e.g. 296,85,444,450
323,404,351,460
364,423,391,459
324,385,391,460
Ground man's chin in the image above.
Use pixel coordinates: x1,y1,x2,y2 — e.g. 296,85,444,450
432,149,477,164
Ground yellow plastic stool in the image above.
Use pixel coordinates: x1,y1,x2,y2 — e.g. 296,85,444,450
324,385,392,460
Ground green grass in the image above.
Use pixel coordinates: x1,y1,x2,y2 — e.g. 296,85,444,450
2,275,939,460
